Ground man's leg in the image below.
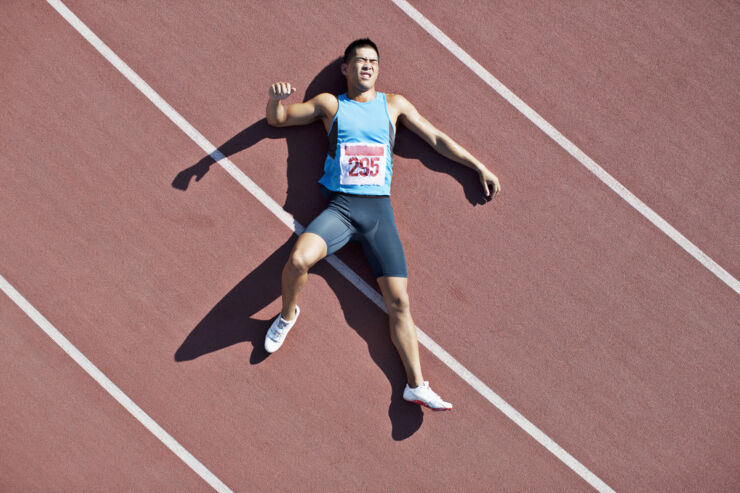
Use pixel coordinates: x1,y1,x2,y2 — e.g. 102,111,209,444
377,276,452,410
281,232,327,320
377,276,423,387
265,232,328,353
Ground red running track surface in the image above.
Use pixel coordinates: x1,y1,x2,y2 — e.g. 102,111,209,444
1,1,738,491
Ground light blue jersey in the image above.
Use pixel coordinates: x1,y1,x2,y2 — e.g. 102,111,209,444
318,92,395,195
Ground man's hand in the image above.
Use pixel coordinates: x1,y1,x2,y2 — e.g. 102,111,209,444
269,82,297,101
479,167,501,198
266,84,336,129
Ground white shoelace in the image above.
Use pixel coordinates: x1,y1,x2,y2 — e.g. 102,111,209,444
268,321,288,341
426,390,444,406
414,383,448,407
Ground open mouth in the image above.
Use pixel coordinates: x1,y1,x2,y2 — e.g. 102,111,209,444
360,72,372,79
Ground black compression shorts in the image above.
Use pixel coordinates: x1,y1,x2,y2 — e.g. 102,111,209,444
304,191,407,278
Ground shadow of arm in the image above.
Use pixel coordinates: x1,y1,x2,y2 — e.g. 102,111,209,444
172,119,282,190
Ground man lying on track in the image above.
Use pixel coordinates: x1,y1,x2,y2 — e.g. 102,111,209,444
264,38,500,411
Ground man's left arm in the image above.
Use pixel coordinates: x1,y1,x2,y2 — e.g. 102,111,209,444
390,94,501,198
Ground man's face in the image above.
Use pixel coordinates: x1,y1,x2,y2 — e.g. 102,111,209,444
342,46,379,90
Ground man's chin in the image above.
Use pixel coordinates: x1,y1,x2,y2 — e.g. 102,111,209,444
350,80,375,92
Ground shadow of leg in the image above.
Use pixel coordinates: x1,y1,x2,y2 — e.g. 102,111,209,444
312,261,424,441
174,238,295,364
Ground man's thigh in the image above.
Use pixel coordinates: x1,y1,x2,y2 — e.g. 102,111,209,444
290,232,329,267
303,206,353,257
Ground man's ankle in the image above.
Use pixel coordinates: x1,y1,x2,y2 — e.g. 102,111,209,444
281,306,298,321
407,378,424,389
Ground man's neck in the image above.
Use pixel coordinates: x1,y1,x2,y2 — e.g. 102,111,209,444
347,86,377,102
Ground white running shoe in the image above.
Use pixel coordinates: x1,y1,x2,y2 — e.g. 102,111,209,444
403,381,452,411
264,306,300,353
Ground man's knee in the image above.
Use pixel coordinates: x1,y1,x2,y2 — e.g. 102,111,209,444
387,291,411,316
286,249,314,274
285,233,327,275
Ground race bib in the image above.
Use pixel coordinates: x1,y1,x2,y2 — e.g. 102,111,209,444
339,143,387,186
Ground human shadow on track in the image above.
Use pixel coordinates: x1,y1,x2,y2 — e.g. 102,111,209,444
394,126,492,205
174,236,423,440
173,57,482,440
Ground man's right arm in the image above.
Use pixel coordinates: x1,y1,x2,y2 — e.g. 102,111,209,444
266,82,336,128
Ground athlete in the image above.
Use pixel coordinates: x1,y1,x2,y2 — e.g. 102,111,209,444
264,38,500,411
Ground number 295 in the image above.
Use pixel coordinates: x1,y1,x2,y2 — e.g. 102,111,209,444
348,156,380,177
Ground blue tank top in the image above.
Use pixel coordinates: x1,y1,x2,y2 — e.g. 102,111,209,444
318,92,396,195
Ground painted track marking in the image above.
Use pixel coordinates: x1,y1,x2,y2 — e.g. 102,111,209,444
41,0,612,490
392,0,739,297
0,274,233,493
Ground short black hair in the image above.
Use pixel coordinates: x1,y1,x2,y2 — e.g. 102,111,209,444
343,38,379,63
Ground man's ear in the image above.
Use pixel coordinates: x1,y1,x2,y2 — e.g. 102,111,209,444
340,63,347,76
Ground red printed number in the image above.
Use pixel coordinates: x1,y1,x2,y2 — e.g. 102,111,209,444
348,156,380,177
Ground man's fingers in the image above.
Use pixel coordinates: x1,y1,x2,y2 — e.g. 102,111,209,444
481,177,491,197
480,172,501,199
269,82,296,100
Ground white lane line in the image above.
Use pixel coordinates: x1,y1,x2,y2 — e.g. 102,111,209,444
0,274,233,493
45,0,610,491
392,0,739,297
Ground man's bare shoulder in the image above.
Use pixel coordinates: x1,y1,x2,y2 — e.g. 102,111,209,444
385,93,419,125
385,93,413,110
310,92,339,115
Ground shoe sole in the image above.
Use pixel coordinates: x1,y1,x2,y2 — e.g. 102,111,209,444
407,399,452,411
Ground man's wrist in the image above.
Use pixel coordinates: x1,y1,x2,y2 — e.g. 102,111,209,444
469,160,485,173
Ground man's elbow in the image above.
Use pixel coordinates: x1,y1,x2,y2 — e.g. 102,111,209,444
434,134,456,155
266,116,286,127
427,132,444,150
